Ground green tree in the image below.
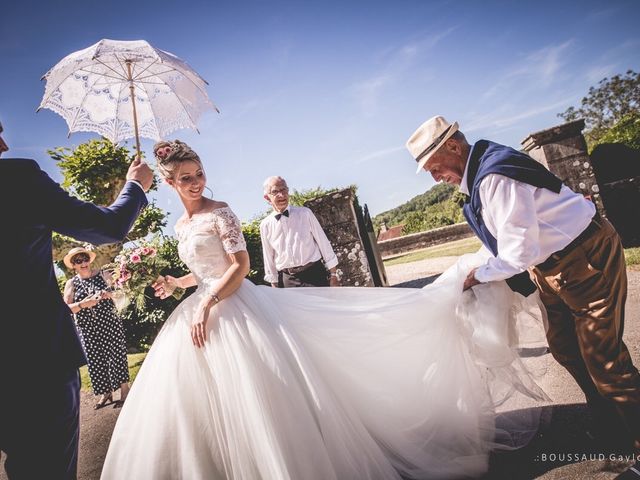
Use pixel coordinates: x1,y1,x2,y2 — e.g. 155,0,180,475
289,186,342,206
597,111,640,150
374,183,463,235
49,139,166,273
46,139,176,351
242,220,267,285
402,211,428,235
559,70,640,149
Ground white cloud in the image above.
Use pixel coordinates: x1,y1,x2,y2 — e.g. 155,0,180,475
465,99,570,133
584,7,619,22
230,95,279,118
350,74,394,116
355,145,404,164
349,26,458,115
482,40,574,99
578,39,639,87
586,64,618,83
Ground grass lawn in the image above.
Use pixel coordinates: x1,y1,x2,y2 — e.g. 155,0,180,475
80,352,147,392
384,238,640,269
384,237,482,267
626,247,640,268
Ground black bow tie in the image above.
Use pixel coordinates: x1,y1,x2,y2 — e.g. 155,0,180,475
275,210,290,220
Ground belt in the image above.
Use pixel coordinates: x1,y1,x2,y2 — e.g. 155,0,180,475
280,261,320,276
536,213,602,270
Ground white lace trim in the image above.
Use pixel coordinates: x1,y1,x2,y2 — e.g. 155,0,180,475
174,207,246,254
38,39,217,144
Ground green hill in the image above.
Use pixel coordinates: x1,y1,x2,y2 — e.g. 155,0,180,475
373,183,465,235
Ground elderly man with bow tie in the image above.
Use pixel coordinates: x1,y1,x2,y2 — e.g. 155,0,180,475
259,176,340,288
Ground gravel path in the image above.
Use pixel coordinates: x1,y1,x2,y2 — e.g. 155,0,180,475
385,256,460,287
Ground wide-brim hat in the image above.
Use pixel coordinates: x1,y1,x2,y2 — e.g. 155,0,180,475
406,115,459,174
63,247,96,269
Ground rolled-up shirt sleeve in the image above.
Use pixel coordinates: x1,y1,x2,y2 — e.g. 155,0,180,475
260,220,279,284
306,210,339,270
474,175,541,283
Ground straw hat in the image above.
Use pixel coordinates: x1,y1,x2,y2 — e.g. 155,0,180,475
63,247,96,269
406,115,459,174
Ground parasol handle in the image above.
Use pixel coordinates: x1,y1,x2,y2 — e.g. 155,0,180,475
126,60,142,159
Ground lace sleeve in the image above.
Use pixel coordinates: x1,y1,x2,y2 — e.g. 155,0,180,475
213,207,247,254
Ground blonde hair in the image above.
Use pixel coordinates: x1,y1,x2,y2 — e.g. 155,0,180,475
153,140,203,180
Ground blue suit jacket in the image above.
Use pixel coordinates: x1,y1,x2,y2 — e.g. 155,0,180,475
0,158,148,379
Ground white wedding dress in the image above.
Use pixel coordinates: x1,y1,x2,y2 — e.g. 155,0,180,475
101,207,549,480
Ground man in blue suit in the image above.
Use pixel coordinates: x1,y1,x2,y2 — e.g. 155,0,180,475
0,121,153,479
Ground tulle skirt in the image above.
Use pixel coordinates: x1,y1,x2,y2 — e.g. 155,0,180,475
101,253,549,480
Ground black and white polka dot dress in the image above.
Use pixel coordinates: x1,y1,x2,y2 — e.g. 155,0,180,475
72,273,129,395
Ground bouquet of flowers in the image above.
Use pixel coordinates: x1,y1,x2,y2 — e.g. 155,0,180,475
107,237,185,312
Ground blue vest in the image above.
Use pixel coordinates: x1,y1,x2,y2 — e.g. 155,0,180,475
462,140,563,296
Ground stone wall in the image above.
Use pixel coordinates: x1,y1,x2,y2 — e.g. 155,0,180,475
521,119,605,214
305,189,376,287
377,223,474,259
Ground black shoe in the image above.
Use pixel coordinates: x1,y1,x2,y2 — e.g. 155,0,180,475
615,461,640,479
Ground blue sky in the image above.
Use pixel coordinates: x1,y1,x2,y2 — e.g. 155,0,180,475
2,0,639,231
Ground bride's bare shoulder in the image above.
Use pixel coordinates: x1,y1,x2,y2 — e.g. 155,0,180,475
204,198,230,212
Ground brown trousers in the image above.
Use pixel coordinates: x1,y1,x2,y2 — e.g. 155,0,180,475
531,218,640,451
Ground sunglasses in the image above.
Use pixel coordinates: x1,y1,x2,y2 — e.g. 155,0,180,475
71,255,90,265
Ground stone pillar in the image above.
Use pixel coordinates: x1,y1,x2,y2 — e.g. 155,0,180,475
521,119,605,214
305,188,376,287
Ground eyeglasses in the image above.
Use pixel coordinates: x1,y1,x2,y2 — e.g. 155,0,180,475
71,255,90,265
268,187,289,196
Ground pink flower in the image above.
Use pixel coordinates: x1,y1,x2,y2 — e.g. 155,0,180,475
148,247,157,257
130,254,142,263
155,145,173,160
120,270,131,282
141,247,151,255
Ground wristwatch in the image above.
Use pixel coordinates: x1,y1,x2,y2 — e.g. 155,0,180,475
210,293,220,305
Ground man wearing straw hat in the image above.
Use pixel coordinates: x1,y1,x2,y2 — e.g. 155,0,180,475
0,121,153,480
405,115,640,479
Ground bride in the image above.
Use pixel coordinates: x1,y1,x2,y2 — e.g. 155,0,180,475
100,140,549,480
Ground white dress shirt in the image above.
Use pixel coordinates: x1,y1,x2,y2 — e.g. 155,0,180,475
460,153,596,283
260,205,339,284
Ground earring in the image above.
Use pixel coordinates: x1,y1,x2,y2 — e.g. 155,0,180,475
205,186,214,199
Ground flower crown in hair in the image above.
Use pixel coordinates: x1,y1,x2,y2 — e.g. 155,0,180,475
154,142,179,162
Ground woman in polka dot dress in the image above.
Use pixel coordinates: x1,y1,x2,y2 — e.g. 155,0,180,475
62,247,130,409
